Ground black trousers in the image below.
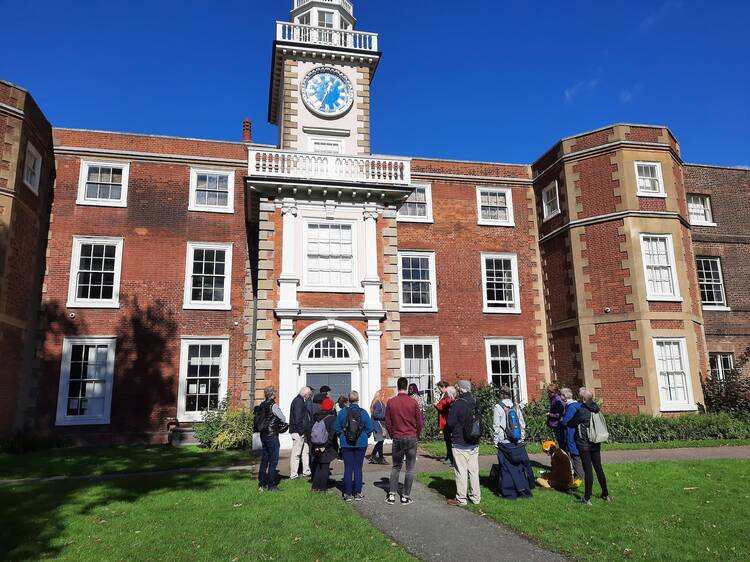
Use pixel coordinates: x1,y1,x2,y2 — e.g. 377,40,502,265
312,459,330,491
443,430,454,464
580,447,609,500
372,440,384,459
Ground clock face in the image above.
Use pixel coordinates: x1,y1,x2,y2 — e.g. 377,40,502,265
301,68,354,117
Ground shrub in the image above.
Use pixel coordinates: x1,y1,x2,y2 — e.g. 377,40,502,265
193,400,254,450
702,347,750,417
0,432,68,454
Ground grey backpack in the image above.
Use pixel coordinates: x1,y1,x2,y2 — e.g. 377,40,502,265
310,417,330,446
587,411,609,444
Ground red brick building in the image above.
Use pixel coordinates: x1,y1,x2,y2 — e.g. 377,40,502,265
2,2,748,443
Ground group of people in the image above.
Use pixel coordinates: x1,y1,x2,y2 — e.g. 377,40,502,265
253,378,610,507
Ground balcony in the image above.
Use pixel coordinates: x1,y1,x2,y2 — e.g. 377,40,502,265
293,0,353,15
276,22,378,52
248,149,411,187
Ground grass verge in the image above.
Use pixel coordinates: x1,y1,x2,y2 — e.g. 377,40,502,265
420,438,750,458
0,445,250,480
418,459,750,562
0,471,413,561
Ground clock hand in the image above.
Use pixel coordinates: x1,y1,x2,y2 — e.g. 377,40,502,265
322,83,334,106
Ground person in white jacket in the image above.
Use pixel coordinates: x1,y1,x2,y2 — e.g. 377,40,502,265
492,386,535,499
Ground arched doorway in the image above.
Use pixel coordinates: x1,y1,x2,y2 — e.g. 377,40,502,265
299,334,360,400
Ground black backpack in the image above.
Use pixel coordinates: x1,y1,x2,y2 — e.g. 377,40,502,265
253,400,272,434
344,407,364,445
462,399,481,444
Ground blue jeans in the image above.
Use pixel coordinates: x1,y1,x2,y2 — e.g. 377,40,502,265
259,434,280,488
342,447,367,496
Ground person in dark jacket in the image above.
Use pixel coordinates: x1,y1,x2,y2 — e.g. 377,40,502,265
310,398,339,492
561,387,584,479
493,386,535,500
256,386,287,492
368,390,388,465
335,391,373,502
547,383,566,450
289,386,313,480
565,387,610,505
445,380,481,506
435,382,456,467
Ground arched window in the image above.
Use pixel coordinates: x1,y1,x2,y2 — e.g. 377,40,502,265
308,337,350,360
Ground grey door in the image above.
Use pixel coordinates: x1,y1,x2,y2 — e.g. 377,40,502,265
306,372,351,400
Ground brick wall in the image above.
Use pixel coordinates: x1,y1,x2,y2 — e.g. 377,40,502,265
686,164,750,374
38,134,249,443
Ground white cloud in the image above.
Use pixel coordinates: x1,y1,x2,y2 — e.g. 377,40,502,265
564,78,600,104
640,1,682,31
619,84,643,104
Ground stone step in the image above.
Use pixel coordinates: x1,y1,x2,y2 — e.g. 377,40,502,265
170,427,199,446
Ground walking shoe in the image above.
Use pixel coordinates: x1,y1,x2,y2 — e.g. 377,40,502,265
343,495,354,503
577,498,592,505
267,486,280,493
368,457,378,464
447,499,468,507
400,497,414,506
354,493,365,502
302,471,312,477
385,493,397,505
377,458,389,465
289,475,299,480
601,495,612,502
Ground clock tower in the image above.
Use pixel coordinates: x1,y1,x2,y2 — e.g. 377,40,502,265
269,0,380,155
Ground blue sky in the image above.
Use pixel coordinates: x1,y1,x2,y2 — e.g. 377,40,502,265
2,0,748,166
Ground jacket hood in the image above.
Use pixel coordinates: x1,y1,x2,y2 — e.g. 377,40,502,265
500,398,514,407
583,400,600,413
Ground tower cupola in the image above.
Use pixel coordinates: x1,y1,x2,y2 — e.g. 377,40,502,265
290,0,356,32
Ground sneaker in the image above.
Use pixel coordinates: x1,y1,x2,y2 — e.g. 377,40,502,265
577,498,592,506
601,495,612,502
368,457,378,464
267,486,280,493
385,493,397,505
343,495,354,503
302,471,312,477
447,499,467,507
289,475,299,481
378,458,389,465
400,497,414,506
354,493,365,502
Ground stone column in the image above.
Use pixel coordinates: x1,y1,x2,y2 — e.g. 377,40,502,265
278,198,299,311
278,317,296,449
365,318,383,406
362,204,383,312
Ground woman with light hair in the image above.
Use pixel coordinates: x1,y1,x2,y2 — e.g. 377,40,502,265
368,389,388,465
565,387,610,505
435,382,456,467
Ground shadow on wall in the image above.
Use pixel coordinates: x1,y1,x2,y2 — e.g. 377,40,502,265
38,295,178,441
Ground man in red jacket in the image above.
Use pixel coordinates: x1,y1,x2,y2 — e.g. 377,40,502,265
385,377,424,506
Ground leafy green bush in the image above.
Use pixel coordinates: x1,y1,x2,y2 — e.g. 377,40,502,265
0,432,68,454
702,347,750,417
420,383,750,445
193,400,254,450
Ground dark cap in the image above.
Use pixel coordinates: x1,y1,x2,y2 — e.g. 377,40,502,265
320,385,331,393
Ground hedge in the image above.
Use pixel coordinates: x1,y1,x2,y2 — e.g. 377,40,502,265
420,385,750,444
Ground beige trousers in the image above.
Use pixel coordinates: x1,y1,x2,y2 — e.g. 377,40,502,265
289,432,310,478
453,446,481,505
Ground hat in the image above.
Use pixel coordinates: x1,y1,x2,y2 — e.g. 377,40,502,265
457,380,471,393
320,385,332,393
321,398,335,411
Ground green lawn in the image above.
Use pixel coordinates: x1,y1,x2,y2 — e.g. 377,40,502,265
418,460,750,562
420,438,750,458
0,472,413,561
0,445,250,480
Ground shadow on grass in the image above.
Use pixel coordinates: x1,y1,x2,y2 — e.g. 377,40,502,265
0,469,247,560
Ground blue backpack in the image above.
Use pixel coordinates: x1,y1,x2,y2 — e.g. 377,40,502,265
502,404,523,443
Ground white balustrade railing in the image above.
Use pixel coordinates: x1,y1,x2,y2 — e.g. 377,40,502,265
294,0,353,14
249,150,411,186
276,22,378,52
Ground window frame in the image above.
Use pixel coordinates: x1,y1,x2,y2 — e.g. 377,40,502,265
66,236,124,309
397,183,434,224
634,161,666,198
709,352,734,381
652,337,697,412
484,337,528,405
640,233,682,302
188,168,235,214
55,336,116,426
76,160,130,208
400,336,441,402
687,194,716,227
301,219,359,292
481,252,521,314
541,181,561,221
183,241,233,311
696,256,729,310
177,336,230,422
476,186,514,227
23,142,43,195
397,250,438,312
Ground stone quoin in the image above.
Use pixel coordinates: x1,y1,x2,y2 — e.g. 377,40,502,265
1,1,748,444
